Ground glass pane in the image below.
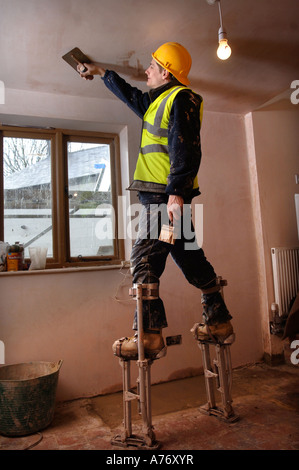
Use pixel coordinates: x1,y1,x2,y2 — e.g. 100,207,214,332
67,142,114,258
4,137,53,259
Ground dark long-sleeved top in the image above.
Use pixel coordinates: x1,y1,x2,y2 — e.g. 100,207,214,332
102,70,203,201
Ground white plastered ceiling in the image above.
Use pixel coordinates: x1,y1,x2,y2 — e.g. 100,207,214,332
0,0,299,114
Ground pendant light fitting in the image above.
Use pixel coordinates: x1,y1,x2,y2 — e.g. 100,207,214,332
206,0,232,60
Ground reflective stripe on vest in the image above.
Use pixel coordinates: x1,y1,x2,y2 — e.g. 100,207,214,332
133,86,201,189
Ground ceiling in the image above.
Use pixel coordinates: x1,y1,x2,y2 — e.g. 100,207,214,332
1,0,299,114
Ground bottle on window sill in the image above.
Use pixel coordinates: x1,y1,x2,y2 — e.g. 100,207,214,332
6,242,25,271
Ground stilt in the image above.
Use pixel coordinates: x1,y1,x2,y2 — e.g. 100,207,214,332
197,335,239,422
111,354,160,449
111,283,179,449
192,278,239,422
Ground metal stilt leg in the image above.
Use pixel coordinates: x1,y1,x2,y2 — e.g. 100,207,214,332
199,342,217,410
111,283,163,449
198,336,239,422
192,278,239,422
122,359,132,440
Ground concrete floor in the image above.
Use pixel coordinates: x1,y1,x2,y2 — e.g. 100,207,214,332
0,361,299,452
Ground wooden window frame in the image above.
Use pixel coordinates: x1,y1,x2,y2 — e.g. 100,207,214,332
0,125,124,269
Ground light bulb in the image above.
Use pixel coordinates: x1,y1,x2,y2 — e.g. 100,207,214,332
217,38,231,60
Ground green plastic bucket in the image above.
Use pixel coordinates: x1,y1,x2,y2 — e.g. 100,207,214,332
0,360,63,436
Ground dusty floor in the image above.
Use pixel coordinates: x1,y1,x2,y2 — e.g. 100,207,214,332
0,361,299,453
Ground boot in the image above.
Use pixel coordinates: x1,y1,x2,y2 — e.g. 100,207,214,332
191,320,234,343
201,290,231,325
112,330,166,359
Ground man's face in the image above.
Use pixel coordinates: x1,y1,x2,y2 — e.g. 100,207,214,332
145,59,166,89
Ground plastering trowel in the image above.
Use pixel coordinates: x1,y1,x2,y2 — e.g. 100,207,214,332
62,47,94,79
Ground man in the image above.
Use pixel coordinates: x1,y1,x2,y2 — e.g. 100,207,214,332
78,42,233,359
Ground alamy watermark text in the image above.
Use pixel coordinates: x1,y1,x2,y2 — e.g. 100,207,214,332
290,80,299,104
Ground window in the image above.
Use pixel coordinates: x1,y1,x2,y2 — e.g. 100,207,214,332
0,126,123,268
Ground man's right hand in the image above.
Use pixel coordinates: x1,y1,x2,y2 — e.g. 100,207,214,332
77,62,106,80
167,195,184,224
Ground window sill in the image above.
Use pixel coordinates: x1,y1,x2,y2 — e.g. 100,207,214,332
0,264,125,276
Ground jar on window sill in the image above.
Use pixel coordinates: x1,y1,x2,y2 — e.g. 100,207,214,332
7,242,25,271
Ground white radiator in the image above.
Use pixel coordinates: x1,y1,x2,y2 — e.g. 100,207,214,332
271,247,299,316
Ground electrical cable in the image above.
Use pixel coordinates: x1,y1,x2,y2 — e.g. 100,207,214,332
23,432,43,450
113,265,134,303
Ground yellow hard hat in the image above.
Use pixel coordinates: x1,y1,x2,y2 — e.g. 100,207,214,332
152,42,192,86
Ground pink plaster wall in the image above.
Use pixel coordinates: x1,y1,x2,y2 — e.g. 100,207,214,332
248,102,299,358
0,98,266,400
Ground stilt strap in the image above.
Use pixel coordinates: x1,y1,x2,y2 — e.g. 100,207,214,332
113,334,138,359
199,332,236,345
129,283,159,300
201,278,227,294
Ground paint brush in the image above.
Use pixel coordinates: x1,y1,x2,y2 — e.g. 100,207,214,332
159,222,176,244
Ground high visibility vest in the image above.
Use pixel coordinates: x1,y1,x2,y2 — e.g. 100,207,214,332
133,86,202,191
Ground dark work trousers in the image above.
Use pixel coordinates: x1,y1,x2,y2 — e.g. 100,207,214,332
131,192,231,331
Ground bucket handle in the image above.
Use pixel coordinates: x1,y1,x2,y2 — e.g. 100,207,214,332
57,359,63,370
